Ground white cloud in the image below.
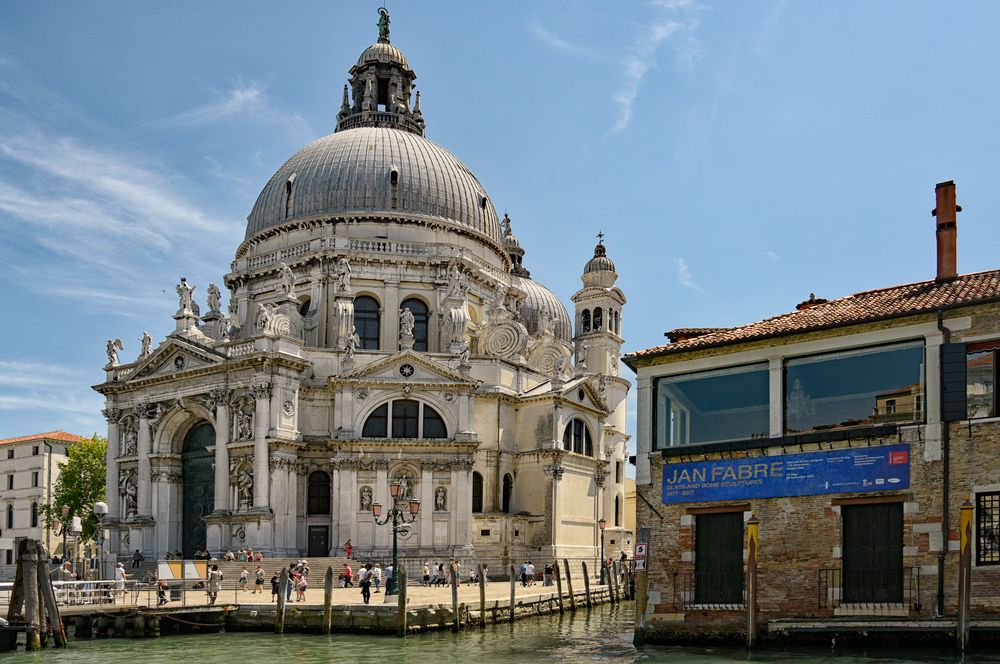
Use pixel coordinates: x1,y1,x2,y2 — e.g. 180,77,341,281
612,2,702,132
164,80,310,135
529,19,591,57
765,249,779,261
676,257,704,292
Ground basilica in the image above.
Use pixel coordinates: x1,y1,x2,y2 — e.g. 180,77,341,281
93,11,630,564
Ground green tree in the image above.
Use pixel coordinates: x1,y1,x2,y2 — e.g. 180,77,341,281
41,434,107,542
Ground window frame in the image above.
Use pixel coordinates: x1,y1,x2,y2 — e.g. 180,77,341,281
966,344,998,420
306,471,332,516
400,297,430,352
361,399,449,440
562,418,594,457
354,295,381,350
976,491,1000,566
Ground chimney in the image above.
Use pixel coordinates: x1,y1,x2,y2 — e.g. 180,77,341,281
932,180,960,281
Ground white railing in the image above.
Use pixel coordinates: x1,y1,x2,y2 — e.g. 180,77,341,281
227,341,257,358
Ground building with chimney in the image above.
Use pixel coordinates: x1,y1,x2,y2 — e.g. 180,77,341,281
625,181,1000,645
0,431,84,576
91,11,630,566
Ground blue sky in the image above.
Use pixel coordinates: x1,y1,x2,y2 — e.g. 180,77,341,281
2,1,999,442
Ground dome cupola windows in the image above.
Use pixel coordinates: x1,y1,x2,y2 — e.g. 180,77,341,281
361,399,448,439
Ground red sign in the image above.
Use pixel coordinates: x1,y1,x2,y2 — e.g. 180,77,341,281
889,450,908,465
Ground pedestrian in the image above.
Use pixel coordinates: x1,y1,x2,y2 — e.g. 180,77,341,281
543,562,554,586
385,563,393,590
359,563,372,604
343,539,353,559
343,562,354,587
270,571,280,601
175,550,183,560
207,564,223,605
287,564,296,600
422,561,431,587
114,562,128,600
246,547,254,562
482,563,489,585
157,577,169,606
467,567,477,585
436,563,446,586
519,561,528,587
254,565,265,594
372,563,382,593
132,549,144,569
239,566,249,592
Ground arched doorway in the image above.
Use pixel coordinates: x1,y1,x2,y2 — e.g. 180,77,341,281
182,422,215,558
502,474,513,514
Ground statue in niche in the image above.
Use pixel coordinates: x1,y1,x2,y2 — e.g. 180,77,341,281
458,342,471,365
435,486,447,511
235,408,253,441
124,476,137,518
277,263,296,298
255,303,277,332
345,325,360,361
207,283,223,313
335,257,352,292
360,485,373,511
121,425,138,456
447,262,468,297
399,308,415,337
176,278,196,313
395,472,413,502
139,331,153,359
106,338,123,367
237,467,254,511
577,341,588,371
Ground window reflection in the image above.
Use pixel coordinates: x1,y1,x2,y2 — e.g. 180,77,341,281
654,364,770,448
967,349,996,419
784,342,924,434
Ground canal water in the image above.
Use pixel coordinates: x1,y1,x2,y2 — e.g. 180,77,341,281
2,603,998,663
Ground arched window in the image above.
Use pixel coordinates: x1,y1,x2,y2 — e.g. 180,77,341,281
614,495,622,527
613,310,620,334
561,419,593,457
307,471,331,515
400,298,429,351
284,174,296,220
6,504,13,529
298,297,311,316
354,296,380,350
361,399,448,439
30,502,38,528
502,474,513,514
581,309,591,333
593,307,603,331
472,472,484,513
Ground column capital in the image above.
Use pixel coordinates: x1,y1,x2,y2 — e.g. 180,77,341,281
209,388,233,409
102,407,121,424
250,383,272,400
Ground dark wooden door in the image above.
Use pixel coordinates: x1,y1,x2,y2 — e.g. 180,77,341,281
842,502,903,603
308,526,330,558
182,422,215,559
695,512,744,604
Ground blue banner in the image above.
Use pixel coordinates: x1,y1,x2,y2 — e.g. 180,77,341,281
661,444,910,504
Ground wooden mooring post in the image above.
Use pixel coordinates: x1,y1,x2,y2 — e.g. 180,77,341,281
611,561,621,603
958,500,974,651
562,559,576,612
478,564,487,627
9,539,43,650
323,567,334,635
745,515,760,649
275,569,288,634
509,565,517,623
581,561,592,608
450,562,460,632
396,564,408,637
37,557,67,648
554,563,565,614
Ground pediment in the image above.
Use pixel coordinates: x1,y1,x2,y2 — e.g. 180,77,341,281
557,377,609,413
335,350,477,386
126,338,226,381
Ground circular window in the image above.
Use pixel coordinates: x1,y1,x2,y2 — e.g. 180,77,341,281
399,363,415,378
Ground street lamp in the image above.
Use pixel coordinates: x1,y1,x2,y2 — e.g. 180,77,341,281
598,517,607,585
372,481,420,596
60,505,70,579
93,502,108,580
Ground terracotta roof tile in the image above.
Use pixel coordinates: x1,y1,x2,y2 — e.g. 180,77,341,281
0,431,86,446
626,269,1000,364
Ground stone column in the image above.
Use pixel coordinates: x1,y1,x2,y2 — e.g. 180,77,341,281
383,274,400,350
211,390,232,512
375,461,389,549
102,408,121,519
137,404,154,517
251,383,272,508
420,461,433,548
455,460,473,547
544,460,564,549
635,377,652,485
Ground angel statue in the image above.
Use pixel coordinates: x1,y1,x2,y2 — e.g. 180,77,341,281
278,263,296,298
139,331,153,359
106,338,124,367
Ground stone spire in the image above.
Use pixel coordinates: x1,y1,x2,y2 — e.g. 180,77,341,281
335,8,424,136
502,213,530,278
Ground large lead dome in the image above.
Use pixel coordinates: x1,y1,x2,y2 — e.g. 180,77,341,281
245,127,503,246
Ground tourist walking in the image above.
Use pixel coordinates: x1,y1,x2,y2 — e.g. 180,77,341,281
543,562,554,586
358,563,372,604
343,539,353,559
343,562,354,587
239,566,249,592
207,565,223,605
254,566,265,593
422,561,431,586
157,577,169,606
372,563,382,593
132,549,144,569
526,561,536,586
114,562,128,600
385,563,393,590
519,561,528,587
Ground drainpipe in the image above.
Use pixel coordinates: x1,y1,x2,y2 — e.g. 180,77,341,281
936,310,951,617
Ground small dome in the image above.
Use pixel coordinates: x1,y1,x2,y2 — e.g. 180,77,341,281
514,276,572,343
584,241,616,274
356,41,410,69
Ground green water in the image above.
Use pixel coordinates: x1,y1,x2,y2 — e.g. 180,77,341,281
2,604,998,663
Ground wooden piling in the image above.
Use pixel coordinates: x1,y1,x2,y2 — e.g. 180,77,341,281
37,557,67,647
509,565,516,623
958,500,974,651
581,561,592,608
478,564,487,628
746,515,759,650
275,569,288,634
396,564,408,637
554,563,564,614
450,562,460,632
21,541,42,650
323,566,334,635
562,559,576,612
611,561,621,603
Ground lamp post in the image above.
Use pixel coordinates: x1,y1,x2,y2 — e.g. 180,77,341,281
60,505,70,579
93,502,108,580
599,517,607,585
372,481,420,596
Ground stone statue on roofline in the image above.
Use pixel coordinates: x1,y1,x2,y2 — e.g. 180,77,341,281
377,7,390,42
278,263,296,298
176,277,196,314
106,338,124,367
400,307,415,337
336,257,352,293
207,283,223,313
139,332,153,359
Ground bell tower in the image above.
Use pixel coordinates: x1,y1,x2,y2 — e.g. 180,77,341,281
572,233,625,376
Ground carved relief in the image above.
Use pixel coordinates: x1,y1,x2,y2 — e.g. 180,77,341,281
232,397,254,441
434,485,447,511
120,416,138,457
360,485,373,511
119,469,138,518
393,469,415,501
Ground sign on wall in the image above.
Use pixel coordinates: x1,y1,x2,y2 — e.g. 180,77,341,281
661,443,910,504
